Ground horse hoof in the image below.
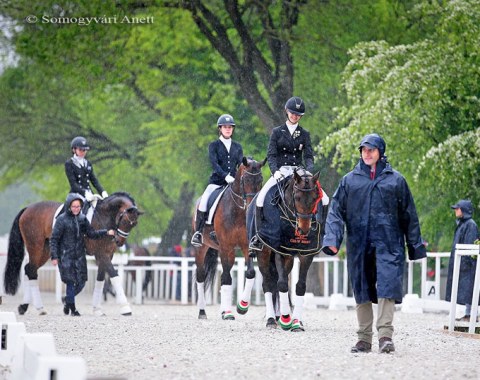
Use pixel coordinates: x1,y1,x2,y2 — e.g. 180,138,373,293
0,296,2,305
121,312,132,316
93,308,106,317
18,304,29,315
291,319,305,332
279,314,292,330
266,317,277,328
198,309,207,320
38,308,47,316
221,311,235,320
120,304,132,315
236,300,249,315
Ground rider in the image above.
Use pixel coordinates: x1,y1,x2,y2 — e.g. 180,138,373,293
65,136,109,215
191,114,244,247
249,96,327,252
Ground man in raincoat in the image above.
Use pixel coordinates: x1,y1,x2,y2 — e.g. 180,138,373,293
322,133,426,354
445,199,479,321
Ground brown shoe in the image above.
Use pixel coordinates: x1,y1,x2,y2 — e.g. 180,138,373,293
379,337,395,353
351,340,372,353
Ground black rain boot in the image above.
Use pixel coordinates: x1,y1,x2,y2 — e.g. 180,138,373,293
249,206,264,251
68,303,81,316
191,210,207,247
62,296,69,315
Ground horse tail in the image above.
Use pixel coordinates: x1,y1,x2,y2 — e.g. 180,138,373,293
204,248,218,290
4,208,27,295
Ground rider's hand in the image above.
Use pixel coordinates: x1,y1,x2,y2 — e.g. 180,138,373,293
225,175,235,184
101,191,109,199
107,229,115,236
273,171,283,180
85,193,95,202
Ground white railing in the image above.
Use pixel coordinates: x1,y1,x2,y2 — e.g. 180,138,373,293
0,250,467,314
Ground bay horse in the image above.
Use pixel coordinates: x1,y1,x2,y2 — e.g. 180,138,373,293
4,192,142,316
193,156,265,320
251,169,325,331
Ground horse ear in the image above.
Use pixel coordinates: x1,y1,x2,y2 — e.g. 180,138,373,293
313,172,320,183
261,157,267,167
294,170,302,182
242,156,248,166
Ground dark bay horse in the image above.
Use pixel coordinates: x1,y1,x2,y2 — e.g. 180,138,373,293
193,156,265,320
4,192,142,316
252,169,325,331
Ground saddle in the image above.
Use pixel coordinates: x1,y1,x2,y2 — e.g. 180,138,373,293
205,186,228,225
247,177,324,256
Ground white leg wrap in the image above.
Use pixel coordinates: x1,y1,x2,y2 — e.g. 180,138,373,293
110,276,128,305
22,276,32,304
240,278,255,303
265,292,275,320
292,294,304,320
279,291,290,315
196,282,206,310
29,280,44,310
92,280,105,309
220,285,233,312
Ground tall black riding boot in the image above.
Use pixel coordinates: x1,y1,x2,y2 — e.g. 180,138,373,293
191,210,207,247
249,206,264,251
68,303,81,316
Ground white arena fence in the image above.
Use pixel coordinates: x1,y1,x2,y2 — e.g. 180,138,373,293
0,250,464,313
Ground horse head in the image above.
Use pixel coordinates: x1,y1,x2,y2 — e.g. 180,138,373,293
290,168,322,236
96,192,144,247
232,156,266,207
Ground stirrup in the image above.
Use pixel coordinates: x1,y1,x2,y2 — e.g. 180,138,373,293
249,236,263,251
191,231,203,247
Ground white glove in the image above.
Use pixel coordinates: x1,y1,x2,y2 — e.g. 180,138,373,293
225,175,235,184
101,191,109,199
273,171,284,180
85,192,95,202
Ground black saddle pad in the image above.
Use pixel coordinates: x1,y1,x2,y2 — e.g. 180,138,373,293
247,178,323,256
206,186,227,216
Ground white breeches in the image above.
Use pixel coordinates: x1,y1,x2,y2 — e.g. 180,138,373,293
199,184,221,212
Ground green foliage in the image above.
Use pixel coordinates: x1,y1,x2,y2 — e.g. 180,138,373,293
318,0,480,250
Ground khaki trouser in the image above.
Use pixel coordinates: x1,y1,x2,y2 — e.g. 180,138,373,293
355,298,395,344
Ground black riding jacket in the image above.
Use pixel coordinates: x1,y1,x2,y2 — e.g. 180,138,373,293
267,123,314,173
65,157,105,197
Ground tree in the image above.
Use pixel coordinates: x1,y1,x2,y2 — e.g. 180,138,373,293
319,0,480,249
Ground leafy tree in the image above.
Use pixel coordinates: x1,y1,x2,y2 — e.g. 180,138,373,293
319,0,480,250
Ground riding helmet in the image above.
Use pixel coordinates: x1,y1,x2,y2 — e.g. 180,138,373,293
358,133,386,157
285,96,305,115
70,136,90,150
217,114,236,126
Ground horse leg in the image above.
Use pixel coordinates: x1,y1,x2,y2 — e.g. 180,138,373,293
92,267,106,316
218,250,235,321
195,246,208,319
21,262,47,316
275,253,293,330
102,261,132,316
291,255,314,332
257,248,278,328
236,254,256,315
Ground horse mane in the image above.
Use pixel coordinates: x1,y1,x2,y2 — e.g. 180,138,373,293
108,191,136,206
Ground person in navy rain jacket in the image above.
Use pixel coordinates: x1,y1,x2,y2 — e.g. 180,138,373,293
445,199,479,321
191,114,244,247
322,133,426,354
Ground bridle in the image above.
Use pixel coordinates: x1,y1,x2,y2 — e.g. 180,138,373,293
278,175,322,231
115,206,139,238
229,167,263,209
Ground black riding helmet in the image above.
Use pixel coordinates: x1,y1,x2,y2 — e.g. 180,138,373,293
217,114,235,126
285,96,305,116
70,136,90,150
358,133,386,157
